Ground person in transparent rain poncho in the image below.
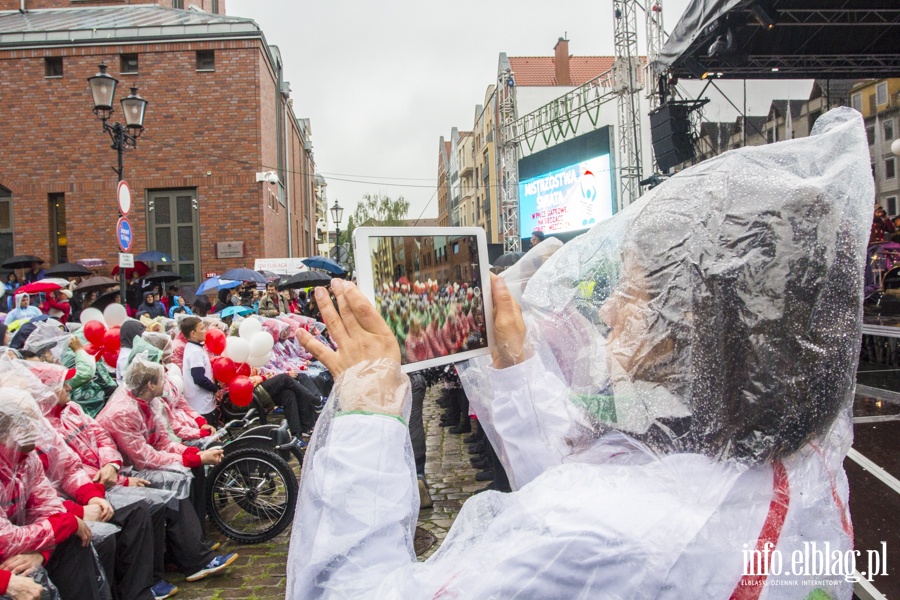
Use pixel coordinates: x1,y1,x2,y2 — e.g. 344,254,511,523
285,108,871,599
0,388,105,600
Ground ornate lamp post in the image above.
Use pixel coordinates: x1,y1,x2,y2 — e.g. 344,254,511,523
330,200,344,265
87,62,149,305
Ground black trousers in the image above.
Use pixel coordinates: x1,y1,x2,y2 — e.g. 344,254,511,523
163,498,216,575
189,465,208,534
104,500,156,600
408,372,427,478
46,536,111,600
259,374,317,435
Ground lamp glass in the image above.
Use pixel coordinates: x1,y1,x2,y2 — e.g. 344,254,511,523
331,203,344,224
121,90,148,129
88,67,118,112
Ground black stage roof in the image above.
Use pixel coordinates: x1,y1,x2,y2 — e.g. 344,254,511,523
652,0,900,80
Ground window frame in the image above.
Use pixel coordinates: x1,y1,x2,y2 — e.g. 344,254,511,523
886,157,897,181
44,57,63,78
119,53,139,75
886,196,899,217
851,92,863,113
876,82,888,106
195,50,215,72
884,119,894,144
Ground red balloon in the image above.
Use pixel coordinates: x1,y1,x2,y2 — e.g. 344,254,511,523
102,327,121,354
83,321,107,346
205,328,227,355
211,356,237,385
82,342,101,356
235,362,251,377
229,376,254,407
102,350,118,368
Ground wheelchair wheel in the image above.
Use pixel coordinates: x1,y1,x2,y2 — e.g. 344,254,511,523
206,447,298,544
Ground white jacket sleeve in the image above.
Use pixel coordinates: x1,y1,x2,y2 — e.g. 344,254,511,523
468,354,580,490
286,413,418,600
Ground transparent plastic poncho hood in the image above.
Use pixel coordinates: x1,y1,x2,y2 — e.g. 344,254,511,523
466,107,871,466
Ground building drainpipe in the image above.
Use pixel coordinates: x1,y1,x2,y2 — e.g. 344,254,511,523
20,0,26,12
284,102,293,257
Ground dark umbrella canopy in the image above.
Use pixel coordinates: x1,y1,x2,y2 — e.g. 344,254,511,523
278,271,333,290
493,252,525,268
75,276,120,294
177,285,198,305
45,262,92,278
143,270,183,283
93,289,121,311
301,256,346,276
2,255,44,269
135,251,173,263
257,270,280,282
221,268,267,283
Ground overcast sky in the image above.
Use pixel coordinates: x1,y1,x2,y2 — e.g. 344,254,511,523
227,0,810,226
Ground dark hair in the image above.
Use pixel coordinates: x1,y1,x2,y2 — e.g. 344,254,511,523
531,230,546,241
179,316,203,338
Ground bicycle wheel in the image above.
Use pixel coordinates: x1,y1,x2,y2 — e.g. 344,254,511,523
206,447,299,544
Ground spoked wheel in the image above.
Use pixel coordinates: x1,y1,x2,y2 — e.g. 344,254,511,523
206,447,299,543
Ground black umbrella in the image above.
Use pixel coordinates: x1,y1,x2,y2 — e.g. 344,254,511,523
177,285,198,305
45,262,92,278
493,252,525,268
92,289,121,311
2,255,44,269
278,270,333,290
143,270,183,283
221,268,267,283
74,276,120,294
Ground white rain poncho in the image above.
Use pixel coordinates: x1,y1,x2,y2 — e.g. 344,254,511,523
286,108,870,599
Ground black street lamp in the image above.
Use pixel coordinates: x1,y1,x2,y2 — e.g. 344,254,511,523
87,62,148,305
330,200,344,264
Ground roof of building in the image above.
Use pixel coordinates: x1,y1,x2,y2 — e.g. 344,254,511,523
0,4,261,47
769,99,807,120
508,56,615,86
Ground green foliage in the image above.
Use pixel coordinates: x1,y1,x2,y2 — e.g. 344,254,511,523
352,194,410,227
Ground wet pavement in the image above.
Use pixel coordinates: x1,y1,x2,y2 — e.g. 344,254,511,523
172,384,478,599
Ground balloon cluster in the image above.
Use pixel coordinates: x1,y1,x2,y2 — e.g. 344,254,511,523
204,318,274,407
78,304,129,367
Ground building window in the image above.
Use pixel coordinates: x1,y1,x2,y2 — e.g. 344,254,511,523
211,0,219,12
44,57,62,78
887,196,899,216
49,193,67,264
885,119,895,144
851,93,862,113
0,187,13,266
876,82,888,106
866,125,876,146
196,50,215,71
886,158,897,180
120,54,138,74
147,190,200,284
173,0,183,7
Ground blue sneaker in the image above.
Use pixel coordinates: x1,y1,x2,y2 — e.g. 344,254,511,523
185,553,239,582
151,579,179,599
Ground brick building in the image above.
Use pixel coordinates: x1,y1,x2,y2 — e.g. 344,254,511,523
0,0,320,285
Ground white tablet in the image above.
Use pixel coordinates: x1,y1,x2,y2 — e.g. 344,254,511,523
353,227,494,373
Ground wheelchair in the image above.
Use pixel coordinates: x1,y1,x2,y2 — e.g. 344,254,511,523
200,403,302,544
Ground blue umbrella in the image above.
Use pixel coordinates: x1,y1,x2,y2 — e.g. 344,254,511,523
196,277,241,296
135,251,173,263
301,256,346,276
221,268,268,283
219,305,254,318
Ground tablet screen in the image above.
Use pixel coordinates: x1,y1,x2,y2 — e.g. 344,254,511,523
367,233,489,366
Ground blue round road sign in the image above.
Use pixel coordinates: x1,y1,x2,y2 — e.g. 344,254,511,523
117,217,133,252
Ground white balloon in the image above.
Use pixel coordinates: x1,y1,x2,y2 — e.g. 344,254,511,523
239,318,262,340
79,308,105,325
247,352,271,368
892,138,900,157
103,303,128,327
223,336,251,364
249,331,275,357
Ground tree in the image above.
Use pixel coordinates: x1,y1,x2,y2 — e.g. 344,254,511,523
352,194,410,227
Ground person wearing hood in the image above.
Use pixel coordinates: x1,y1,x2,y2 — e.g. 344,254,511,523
0,387,102,599
135,292,166,321
4,294,42,324
213,288,238,314
168,295,193,319
115,321,146,384
40,289,72,325
285,109,869,599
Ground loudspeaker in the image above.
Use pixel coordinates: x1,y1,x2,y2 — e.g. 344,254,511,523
650,104,695,172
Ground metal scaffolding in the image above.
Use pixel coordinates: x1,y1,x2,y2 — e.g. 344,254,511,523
497,62,521,252
613,0,644,211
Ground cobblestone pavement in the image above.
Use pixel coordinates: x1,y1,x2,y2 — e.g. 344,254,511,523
174,384,479,599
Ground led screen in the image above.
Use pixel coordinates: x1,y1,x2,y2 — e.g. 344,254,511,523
518,153,614,236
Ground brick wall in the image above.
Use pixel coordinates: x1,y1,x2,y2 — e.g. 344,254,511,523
0,38,279,281
0,1,226,13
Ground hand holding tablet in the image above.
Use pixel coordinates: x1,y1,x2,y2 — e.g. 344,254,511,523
353,227,495,372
